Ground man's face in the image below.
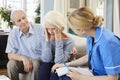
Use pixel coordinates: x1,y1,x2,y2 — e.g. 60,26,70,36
13,11,29,30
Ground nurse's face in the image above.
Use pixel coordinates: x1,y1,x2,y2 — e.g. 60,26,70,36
71,27,89,37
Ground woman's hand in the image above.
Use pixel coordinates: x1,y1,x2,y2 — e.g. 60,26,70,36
67,69,119,80
70,47,78,59
51,63,64,73
67,69,81,80
54,27,62,41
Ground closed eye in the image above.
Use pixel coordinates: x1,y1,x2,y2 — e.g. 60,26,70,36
17,19,21,22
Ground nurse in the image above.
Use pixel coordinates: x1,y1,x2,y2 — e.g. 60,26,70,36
52,7,120,80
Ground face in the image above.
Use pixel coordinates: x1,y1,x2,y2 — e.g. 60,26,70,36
45,23,57,35
71,27,90,37
13,11,29,30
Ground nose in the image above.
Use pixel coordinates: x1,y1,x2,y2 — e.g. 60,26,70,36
21,19,26,23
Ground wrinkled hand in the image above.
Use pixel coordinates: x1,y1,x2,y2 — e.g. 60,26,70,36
54,27,62,35
70,47,78,59
54,28,62,41
51,64,64,73
20,56,33,72
72,47,78,55
67,69,81,80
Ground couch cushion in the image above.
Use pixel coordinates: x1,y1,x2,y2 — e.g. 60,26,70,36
68,34,87,58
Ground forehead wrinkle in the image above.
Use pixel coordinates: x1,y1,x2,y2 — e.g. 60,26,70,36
13,11,26,21
45,22,56,28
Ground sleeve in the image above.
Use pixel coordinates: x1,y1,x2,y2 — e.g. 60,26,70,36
101,37,120,74
5,30,18,54
54,39,74,63
40,41,53,62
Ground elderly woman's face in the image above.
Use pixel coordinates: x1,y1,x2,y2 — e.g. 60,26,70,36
45,23,57,35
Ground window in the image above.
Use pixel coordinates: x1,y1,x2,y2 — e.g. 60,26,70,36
67,0,85,13
67,0,104,35
67,0,86,35
96,0,104,17
0,0,41,31
27,0,36,22
0,0,3,7
7,0,22,9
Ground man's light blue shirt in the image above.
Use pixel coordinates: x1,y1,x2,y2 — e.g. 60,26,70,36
6,23,44,60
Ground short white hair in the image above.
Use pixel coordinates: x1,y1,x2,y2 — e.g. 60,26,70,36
10,10,26,23
44,10,67,30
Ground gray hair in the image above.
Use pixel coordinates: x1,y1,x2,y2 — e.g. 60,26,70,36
10,10,26,23
44,10,67,31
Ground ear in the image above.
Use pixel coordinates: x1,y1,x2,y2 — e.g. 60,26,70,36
12,21,16,25
60,27,64,31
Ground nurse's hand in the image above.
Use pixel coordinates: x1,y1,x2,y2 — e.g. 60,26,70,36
51,64,64,73
67,69,81,80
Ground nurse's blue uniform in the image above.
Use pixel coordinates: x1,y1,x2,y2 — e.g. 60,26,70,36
87,27,120,79
57,27,120,80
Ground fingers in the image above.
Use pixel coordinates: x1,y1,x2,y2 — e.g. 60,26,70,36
72,47,78,55
22,57,33,72
66,69,77,78
66,72,72,77
24,62,33,72
24,66,29,72
51,65,59,73
51,64,64,73
54,28,62,34
51,66,56,73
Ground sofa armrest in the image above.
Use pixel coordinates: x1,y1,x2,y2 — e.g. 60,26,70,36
68,34,86,59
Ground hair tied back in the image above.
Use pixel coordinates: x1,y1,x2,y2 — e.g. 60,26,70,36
93,16,104,27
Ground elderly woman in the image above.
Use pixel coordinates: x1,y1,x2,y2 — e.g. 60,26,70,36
38,11,76,80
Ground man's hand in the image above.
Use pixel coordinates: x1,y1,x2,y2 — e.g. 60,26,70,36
20,56,33,72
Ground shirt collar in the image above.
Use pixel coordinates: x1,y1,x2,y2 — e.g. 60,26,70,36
94,27,104,43
19,24,35,37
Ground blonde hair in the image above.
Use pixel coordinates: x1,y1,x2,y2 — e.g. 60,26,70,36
44,11,68,41
68,7,104,29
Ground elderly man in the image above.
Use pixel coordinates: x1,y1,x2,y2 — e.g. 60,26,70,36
6,10,44,80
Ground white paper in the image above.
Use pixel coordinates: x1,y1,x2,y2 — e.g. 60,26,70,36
56,67,69,77
56,67,93,77
0,75,10,80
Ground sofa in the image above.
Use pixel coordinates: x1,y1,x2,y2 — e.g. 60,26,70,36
68,33,87,59
19,34,87,80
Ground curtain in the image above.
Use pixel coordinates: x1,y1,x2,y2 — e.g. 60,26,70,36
113,0,120,37
105,0,120,37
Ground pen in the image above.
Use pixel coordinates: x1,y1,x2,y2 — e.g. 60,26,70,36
63,62,70,71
